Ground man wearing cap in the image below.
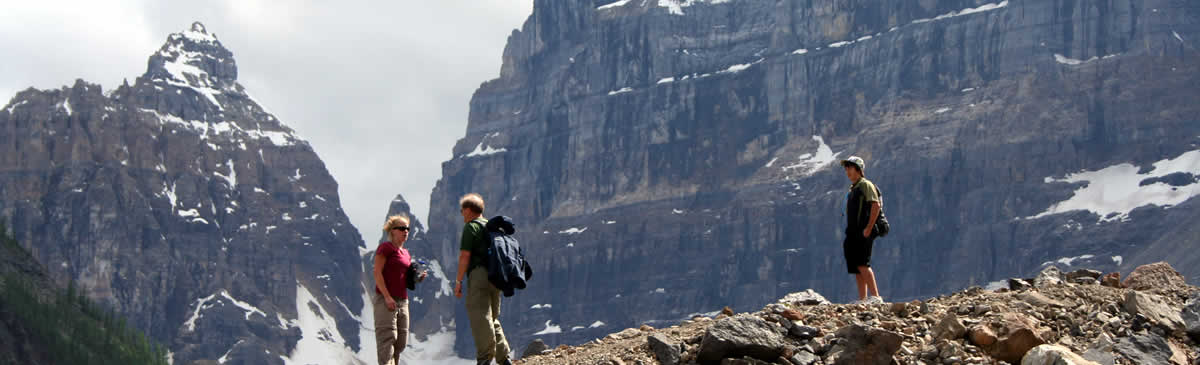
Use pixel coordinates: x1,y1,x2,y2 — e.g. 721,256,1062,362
841,156,883,304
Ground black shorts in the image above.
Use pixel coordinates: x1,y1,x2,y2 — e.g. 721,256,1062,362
843,233,875,274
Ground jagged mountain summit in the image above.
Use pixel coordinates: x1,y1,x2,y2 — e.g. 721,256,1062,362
409,0,1200,358
1,22,369,364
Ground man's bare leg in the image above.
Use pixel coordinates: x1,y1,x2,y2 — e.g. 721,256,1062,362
855,273,867,300
859,266,880,298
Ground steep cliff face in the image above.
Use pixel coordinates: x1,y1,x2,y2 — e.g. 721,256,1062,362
0,23,368,365
417,0,1200,356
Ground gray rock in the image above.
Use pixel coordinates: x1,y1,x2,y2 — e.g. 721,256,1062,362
698,315,789,363
825,325,902,365
1073,277,1098,285
1122,291,1186,333
973,304,993,316
1009,278,1033,291
1021,344,1100,365
1184,292,1200,342
1019,292,1066,308
521,338,550,359
648,334,681,365
778,290,830,306
790,350,819,365
1114,332,1175,365
719,357,770,365
1081,347,1115,365
1065,269,1103,282
788,324,821,340
1034,266,1065,288
933,313,967,341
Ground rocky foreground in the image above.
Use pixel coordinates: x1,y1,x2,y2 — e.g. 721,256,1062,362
517,262,1200,365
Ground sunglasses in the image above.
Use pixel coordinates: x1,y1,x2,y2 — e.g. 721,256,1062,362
391,226,409,232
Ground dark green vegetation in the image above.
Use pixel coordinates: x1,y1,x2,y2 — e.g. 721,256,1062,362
0,222,168,365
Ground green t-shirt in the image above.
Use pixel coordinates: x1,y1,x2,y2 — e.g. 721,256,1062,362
459,217,489,271
846,178,881,231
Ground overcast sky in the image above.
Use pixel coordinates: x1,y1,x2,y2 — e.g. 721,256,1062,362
0,0,534,241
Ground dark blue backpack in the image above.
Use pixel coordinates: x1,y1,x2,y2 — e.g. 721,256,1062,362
484,216,533,297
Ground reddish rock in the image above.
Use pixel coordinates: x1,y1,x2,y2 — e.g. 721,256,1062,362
968,325,998,347
982,313,1047,364
1122,262,1186,291
1101,272,1123,288
781,309,804,321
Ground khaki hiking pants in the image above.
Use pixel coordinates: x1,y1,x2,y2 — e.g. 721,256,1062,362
373,292,409,365
466,266,511,362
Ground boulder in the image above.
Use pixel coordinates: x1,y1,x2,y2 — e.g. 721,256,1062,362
778,290,830,306
824,325,902,365
1034,266,1065,288
1122,262,1187,291
790,349,819,365
1184,292,1199,342
1114,333,1175,364
698,314,789,364
1021,344,1100,365
647,334,681,365
1100,273,1123,288
968,325,997,347
1009,278,1033,291
933,313,967,341
984,313,1047,364
1081,333,1116,365
520,338,549,359
1123,291,1186,333
1065,269,1103,282
788,324,821,340
1019,292,1066,308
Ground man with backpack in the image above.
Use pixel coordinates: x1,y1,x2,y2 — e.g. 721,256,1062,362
453,193,512,365
841,156,884,304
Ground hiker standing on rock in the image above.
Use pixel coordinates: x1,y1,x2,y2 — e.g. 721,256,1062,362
373,214,426,365
454,193,512,365
841,156,884,304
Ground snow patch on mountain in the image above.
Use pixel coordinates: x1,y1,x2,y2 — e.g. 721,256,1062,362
282,283,364,365
782,136,841,176
1029,149,1200,222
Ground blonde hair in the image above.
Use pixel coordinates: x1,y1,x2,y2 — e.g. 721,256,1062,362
459,193,485,214
382,214,410,233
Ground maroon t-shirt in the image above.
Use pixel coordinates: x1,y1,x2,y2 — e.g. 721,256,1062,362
375,242,410,300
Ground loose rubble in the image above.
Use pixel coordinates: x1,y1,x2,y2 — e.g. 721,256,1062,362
516,262,1198,365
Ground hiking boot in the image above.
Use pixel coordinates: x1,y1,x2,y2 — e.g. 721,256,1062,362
865,296,885,304
476,359,494,365
498,359,513,365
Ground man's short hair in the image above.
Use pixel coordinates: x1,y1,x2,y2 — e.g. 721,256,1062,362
383,214,410,233
460,193,485,214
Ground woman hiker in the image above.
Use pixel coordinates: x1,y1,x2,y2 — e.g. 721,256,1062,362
373,214,427,365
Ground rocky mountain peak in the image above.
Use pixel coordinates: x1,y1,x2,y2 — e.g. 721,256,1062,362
141,21,238,110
